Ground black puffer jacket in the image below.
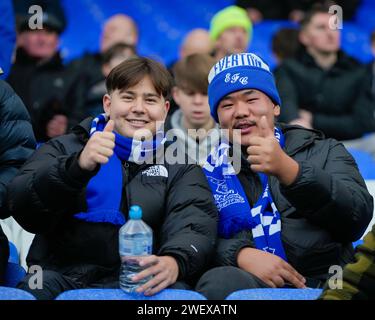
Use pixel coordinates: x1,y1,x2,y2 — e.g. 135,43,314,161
0,80,35,284
0,80,36,217
7,118,218,285
275,50,375,141
215,124,373,284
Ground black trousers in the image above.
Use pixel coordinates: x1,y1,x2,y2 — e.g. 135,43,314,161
195,266,270,300
17,269,191,300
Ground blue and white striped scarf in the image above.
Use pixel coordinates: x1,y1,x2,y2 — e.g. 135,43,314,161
203,127,287,260
74,114,164,225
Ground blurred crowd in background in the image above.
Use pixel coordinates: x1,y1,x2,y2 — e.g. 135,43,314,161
0,0,375,158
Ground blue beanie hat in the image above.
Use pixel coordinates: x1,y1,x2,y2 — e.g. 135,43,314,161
208,53,281,122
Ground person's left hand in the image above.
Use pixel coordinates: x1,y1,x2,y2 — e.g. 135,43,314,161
247,116,299,186
132,255,179,296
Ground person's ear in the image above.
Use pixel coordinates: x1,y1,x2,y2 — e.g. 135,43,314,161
172,87,180,105
103,93,111,116
273,104,281,117
164,100,170,116
298,29,309,47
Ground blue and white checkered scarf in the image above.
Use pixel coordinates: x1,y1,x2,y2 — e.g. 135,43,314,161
203,127,287,260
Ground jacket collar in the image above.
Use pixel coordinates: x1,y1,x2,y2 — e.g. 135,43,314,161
15,48,64,70
296,47,359,72
277,122,325,156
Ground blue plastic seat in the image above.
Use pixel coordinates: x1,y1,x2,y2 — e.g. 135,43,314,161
340,22,372,64
353,239,364,248
225,288,323,300
8,242,19,264
56,288,206,300
4,262,26,288
0,287,36,300
355,5,375,33
347,148,375,180
251,20,298,70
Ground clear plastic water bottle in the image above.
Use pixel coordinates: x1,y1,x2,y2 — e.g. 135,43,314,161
119,205,153,293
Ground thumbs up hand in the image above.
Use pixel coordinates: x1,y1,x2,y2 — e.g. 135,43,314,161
78,120,116,171
247,116,299,185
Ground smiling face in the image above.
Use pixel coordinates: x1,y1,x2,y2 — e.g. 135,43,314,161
103,75,169,139
217,89,280,146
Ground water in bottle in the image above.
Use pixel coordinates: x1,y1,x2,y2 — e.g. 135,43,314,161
119,205,153,293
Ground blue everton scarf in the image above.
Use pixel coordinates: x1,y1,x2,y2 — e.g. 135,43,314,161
203,127,287,260
74,114,164,225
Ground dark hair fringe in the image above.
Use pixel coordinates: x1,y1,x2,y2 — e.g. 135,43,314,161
105,56,173,101
172,53,215,95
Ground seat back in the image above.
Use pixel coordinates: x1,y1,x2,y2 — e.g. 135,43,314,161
225,288,323,300
56,288,207,300
4,263,26,288
0,287,36,300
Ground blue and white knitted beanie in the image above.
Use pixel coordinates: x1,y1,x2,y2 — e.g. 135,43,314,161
208,53,281,122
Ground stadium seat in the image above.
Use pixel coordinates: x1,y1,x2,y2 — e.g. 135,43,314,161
0,287,36,300
347,148,375,180
4,262,26,288
56,288,207,300
225,288,323,300
251,20,298,70
8,242,19,264
353,239,364,248
340,22,372,63
355,4,375,33
60,0,233,65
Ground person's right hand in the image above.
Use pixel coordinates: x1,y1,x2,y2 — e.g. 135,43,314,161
237,247,306,288
78,120,115,171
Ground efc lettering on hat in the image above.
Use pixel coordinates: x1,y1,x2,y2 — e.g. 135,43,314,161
208,53,282,122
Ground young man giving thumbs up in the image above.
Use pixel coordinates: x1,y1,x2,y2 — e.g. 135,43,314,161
195,53,374,300
7,57,217,300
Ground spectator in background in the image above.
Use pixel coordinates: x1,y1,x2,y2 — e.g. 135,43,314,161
272,28,301,67
34,99,69,144
0,0,16,80
0,79,36,284
210,6,253,61
168,29,213,116
166,54,219,166
275,5,375,156
179,29,213,59
7,0,82,131
82,43,136,118
100,14,138,52
194,52,373,300
68,14,139,120
319,224,375,300
236,0,361,24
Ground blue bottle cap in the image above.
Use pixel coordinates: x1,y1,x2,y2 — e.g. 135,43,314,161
129,205,142,220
